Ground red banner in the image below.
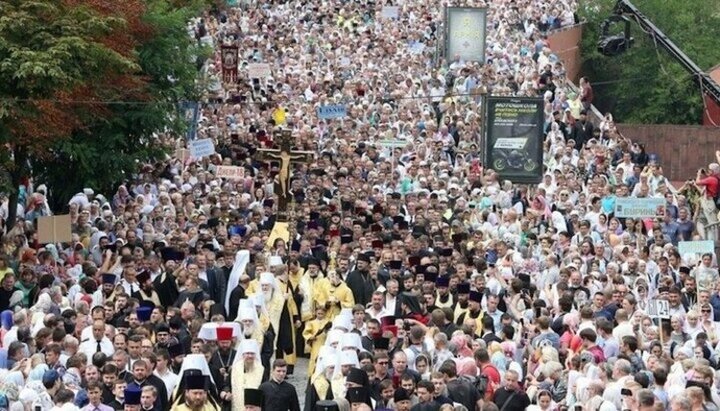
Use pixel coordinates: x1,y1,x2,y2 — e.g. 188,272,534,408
220,45,239,83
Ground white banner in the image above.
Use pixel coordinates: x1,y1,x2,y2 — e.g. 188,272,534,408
445,7,487,63
216,165,245,180
247,63,271,79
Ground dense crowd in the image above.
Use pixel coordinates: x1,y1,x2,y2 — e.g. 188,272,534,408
1,0,720,411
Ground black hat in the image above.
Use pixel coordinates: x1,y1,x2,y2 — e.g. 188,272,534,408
436,276,450,288
439,248,453,257
346,367,367,386
423,270,437,283
167,343,184,358
291,240,301,252
346,387,368,404
340,234,353,244
374,337,390,350
469,291,483,303
371,239,384,249
102,273,116,284
136,270,151,284
389,260,402,270
316,401,339,411
398,220,409,230
457,282,471,294
357,253,370,263
392,215,405,225
244,388,264,407
124,384,142,405
185,374,206,390
394,387,411,403
408,256,420,267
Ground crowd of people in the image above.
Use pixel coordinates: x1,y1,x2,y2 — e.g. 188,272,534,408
1,0,720,410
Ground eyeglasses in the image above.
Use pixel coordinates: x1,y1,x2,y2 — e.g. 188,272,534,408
377,361,389,365
702,309,712,313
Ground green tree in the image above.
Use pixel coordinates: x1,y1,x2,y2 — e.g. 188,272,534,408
31,0,208,211
579,0,720,124
0,0,137,228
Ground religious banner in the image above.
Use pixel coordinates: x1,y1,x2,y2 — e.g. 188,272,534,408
220,45,239,83
216,165,245,180
484,96,543,184
444,7,487,63
179,101,200,140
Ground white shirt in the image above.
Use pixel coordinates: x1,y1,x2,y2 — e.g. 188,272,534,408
385,295,397,314
78,337,114,364
613,321,634,342
365,306,391,322
154,368,180,400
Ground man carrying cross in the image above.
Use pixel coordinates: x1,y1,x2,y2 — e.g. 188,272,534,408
255,129,313,244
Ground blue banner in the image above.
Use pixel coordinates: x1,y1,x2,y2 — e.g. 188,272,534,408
180,101,200,141
316,105,347,120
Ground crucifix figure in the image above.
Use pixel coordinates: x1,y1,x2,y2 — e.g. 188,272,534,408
255,129,314,222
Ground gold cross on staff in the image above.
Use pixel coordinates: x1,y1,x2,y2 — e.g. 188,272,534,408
255,129,314,222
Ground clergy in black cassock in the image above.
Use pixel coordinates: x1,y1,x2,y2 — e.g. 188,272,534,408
153,269,179,308
304,356,335,411
208,327,236,411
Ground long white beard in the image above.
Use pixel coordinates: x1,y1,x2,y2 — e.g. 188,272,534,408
263,290,273,303
243,324,255,338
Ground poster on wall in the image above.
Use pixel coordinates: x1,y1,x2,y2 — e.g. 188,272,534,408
484,97,544,184
444,7,487,63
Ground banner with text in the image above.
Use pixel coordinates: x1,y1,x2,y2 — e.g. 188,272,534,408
247,63,271,79
484,97,544,184
316,105,347,120
678,240,715,256
614,197,665,218
445,7,487,63
190,139,216,159
216,165,245,180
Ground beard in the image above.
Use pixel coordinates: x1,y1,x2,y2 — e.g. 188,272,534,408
263,290,273,303
243,324,255,338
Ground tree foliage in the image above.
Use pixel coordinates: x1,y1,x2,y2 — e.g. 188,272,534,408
0,0,207,221
578,0,720,124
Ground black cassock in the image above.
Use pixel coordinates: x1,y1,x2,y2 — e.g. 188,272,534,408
209,348,236,411
153,272,179,308
276,301,295,373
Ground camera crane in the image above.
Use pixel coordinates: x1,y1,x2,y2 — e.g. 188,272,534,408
598,0,720,106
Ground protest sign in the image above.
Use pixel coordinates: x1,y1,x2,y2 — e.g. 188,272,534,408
216,166,245,180
190,139,216,158
37,215,72,244
247,63,271,78
614,198,665,218
316,105,347,120
381,6,399,19
678,240,715,256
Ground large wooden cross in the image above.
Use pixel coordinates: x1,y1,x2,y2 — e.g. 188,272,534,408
255,129,314,222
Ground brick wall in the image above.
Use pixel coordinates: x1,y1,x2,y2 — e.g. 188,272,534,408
547,23,584,83
616,124,720,181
